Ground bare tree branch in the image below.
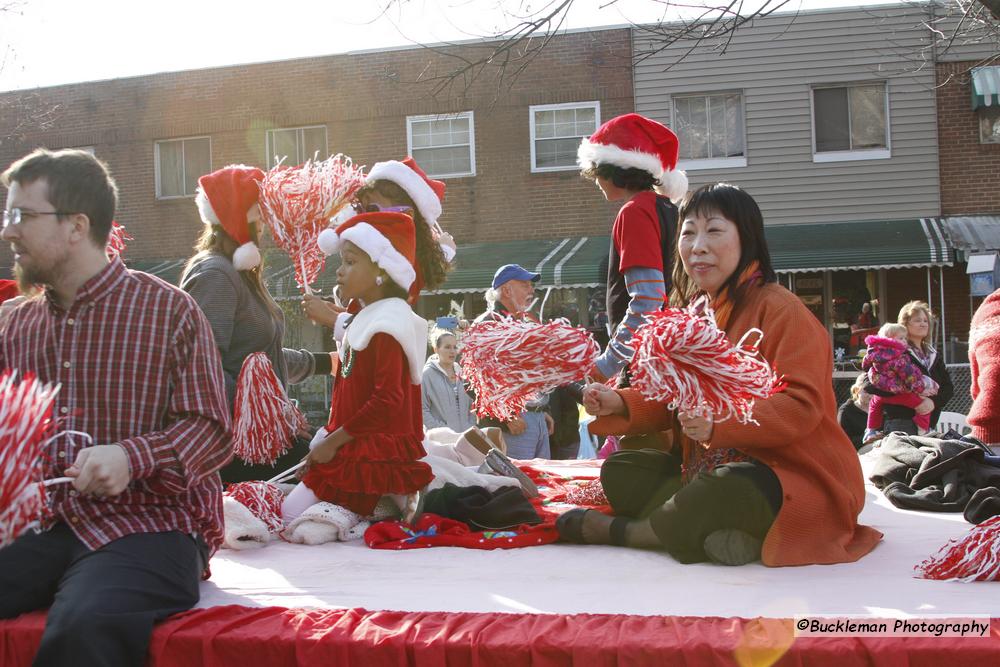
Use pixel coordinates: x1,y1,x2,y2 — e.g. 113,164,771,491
382,0,999,100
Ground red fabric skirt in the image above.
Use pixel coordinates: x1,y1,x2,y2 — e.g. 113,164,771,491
301,435,432,515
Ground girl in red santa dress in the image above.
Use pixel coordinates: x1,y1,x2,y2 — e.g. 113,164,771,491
281,208,448,522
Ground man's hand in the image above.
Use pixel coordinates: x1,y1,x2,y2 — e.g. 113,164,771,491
582,383,625,417
66,445,131,497
915,398,935,415
507,416,528,435
544,412,555,435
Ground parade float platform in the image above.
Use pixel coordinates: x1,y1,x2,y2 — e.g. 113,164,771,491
1,457,998,665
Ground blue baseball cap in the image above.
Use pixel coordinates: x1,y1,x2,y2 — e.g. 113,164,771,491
492,264,541,290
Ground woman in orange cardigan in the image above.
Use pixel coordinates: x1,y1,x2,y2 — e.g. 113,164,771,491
558,183,882,566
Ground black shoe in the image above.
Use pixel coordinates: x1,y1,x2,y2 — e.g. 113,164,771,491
703,529,762,566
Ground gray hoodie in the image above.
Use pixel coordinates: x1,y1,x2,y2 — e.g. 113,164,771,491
421,355,476,432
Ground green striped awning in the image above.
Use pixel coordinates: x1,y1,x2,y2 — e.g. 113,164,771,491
764,218,952,273
427,236,610,294
130,218,953,295
972,66,1000,110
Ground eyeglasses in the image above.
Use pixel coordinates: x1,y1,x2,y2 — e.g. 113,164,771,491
2,208,76,229
351,202,414,215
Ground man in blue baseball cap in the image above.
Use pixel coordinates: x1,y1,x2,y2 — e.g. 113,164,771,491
473,263,552,460
488,264,540,315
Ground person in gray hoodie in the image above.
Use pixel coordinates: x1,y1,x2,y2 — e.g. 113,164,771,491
422,329,476,432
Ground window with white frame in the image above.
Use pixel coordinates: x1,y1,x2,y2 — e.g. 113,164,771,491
812,83,889,160
406,112,475,178
980,108,1000,144
529,102,600,171
266,126,329,168
672,92,746,168
155,137,211,198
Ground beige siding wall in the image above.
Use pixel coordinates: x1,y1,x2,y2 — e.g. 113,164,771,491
634,4,943,225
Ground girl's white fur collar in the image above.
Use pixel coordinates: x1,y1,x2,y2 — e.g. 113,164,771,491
342,298,428,384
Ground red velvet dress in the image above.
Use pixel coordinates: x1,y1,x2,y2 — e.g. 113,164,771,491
301,332,432,515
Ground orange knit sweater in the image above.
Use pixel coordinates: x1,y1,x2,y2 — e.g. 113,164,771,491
592,283,883,566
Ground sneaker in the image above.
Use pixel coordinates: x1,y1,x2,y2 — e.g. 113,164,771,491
485,449,539,498
703,529,762,566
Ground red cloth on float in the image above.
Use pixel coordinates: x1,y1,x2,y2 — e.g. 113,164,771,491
301,333,431,515
4,606,999,666
0,280,18,304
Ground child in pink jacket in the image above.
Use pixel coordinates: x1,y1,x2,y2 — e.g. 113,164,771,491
862,323,939,442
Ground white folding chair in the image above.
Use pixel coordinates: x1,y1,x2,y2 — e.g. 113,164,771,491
935,411,970,435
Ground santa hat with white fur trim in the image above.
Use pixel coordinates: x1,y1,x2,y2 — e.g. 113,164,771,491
196,165,265,271
365,157,455,262
577,113,689,203
317,211,417,291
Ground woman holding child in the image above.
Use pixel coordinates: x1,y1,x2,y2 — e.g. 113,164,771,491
865,301,953,436
558,183,882,567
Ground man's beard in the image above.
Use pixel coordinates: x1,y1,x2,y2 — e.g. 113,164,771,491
15,262,50,297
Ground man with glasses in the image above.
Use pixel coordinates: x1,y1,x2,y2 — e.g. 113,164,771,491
0,148,231,667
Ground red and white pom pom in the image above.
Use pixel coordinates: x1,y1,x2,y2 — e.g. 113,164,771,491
916,515,1000,582
225,480,286,533
258,155,366,294
460,317,599,422
232,353,306,466
630,297,784,425
0,370,60,548
105,221,132,261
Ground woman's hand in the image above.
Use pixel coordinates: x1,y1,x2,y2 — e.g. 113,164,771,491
678,411,714,445
583,383,625,417
302,294,345,327
915,397,935,415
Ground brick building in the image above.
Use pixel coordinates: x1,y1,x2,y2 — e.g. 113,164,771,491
935,59,1000,355
0,28,634,325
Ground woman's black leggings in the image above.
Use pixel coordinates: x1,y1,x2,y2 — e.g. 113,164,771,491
600,448,782,563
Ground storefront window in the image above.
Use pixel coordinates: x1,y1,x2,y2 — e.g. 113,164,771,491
790,270,883,359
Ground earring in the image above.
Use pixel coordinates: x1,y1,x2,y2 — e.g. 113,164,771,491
376,275,384,286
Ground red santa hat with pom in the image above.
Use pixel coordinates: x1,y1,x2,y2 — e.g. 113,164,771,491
317,210,417,292
577,113,689,203
196,165,266,271
364,157,454,262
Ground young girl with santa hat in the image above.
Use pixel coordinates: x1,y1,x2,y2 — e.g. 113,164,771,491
281,208,450,523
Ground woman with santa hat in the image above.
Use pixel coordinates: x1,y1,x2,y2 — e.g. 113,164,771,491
180,164,334,483
302,156,455,326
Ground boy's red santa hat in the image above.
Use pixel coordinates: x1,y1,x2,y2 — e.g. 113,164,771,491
577,113,689,203
365,157,454,262
196,165,266,271
317,211,417,291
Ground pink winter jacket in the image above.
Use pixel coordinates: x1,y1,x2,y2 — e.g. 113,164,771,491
862,335,937,395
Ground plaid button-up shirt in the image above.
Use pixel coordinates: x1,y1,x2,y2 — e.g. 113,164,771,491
0,259,232,553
